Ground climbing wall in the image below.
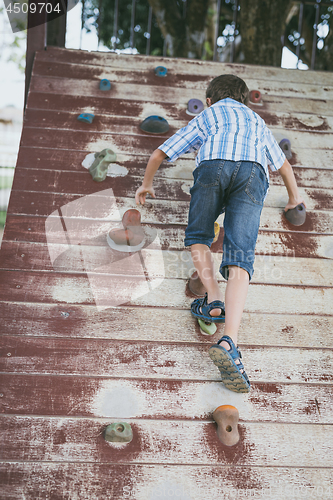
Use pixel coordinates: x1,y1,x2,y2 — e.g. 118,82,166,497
0,47,333,499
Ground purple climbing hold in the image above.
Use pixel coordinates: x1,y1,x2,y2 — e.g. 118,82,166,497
279,138,292,160
187,99,204,115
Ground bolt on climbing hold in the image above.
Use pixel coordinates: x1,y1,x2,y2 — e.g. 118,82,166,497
249,90,262,105
279,138,292,160
140,115,169,134
107,209,145,252
104,422,133,443
213,405,240,446
99,79,111,91
284,203,306,226
187,99,204,116
77,113,95,124
89,148,117,182
154,66,167,77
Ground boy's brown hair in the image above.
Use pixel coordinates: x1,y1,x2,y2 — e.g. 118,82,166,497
206,74,249,106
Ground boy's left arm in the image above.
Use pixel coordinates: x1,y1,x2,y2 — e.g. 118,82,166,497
135,148,167,205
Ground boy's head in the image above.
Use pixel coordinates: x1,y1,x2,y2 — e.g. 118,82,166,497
206,74,249,107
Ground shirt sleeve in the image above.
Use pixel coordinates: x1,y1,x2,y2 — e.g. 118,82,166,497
263,127,286,171
158,118,204,162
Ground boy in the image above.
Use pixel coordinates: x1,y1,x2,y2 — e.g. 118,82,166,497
135,74,305,393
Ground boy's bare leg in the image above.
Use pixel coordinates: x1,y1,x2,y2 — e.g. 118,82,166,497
191,244,223,313
222,266,249,349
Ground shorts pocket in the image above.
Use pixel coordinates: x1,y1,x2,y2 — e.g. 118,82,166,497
194,161,224,188
245,163,268,205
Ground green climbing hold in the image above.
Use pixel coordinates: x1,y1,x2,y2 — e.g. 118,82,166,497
140,115,169,134
104,422,133,443
198,318,217,336
89,148,117,182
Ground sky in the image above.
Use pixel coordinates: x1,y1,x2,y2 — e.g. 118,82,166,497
0,0,307,111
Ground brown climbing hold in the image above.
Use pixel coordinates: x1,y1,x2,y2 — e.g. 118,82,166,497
213,405,240,446
189,271,206,297
107,209,145,250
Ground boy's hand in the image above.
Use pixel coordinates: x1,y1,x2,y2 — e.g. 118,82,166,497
284,199,306,212
135,185,156,205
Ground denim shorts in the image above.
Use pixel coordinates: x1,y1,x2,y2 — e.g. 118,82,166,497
184,159,269,280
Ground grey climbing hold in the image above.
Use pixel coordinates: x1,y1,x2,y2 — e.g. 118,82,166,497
89,148,117,182
187,99,204,115
279,138,292,160
284,203,306,226
100,79,111,91
154,66,167,77
77,113,95,124
140,115,169,134
105,422,133,443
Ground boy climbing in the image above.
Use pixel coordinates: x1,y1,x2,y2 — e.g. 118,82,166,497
135,74,305,393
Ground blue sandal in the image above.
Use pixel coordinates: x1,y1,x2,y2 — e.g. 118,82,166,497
209,335,251,393
190,293,225,323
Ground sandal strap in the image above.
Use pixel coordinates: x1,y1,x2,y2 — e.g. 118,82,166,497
217,335,242,361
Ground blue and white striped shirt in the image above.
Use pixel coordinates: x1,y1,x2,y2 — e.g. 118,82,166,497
159,98,286,178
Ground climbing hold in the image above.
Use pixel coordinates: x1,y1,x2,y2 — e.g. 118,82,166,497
249,90,262,105
213,405,240,446
284,203,306,226
189,271,206,297
140,115,169,134
187,99,204,116
154,66,167,77
99,79,111,91
77,113,95,124
107,209,145,252
89,148,117,182
104,422,133,443
279,138,292,160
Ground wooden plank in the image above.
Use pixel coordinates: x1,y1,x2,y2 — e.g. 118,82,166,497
3,212,333,260
15,146,333,182
36,46,333,87
1,241,332,288
1,301,332,349
1,373,331,424
9,167,333,212
6,190,333,235
0,334,332,385
1,462,332,500
29,76,333,116
26,94,333,134
19,128,333,168
1,270,332,315
1,415,333,467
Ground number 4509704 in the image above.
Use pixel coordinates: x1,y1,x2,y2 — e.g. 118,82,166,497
6,2,61,14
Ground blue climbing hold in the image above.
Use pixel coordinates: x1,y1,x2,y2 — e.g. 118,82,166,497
154,66,167,77
100,79,111,91
187,99,204,115
77,113,95,124
140,115,169,134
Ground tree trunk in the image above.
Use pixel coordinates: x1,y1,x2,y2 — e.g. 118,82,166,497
148,0,211,58
239,0,292,66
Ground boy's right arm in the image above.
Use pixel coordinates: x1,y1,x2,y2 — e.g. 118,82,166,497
135,148,167,205
278,159,306,212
